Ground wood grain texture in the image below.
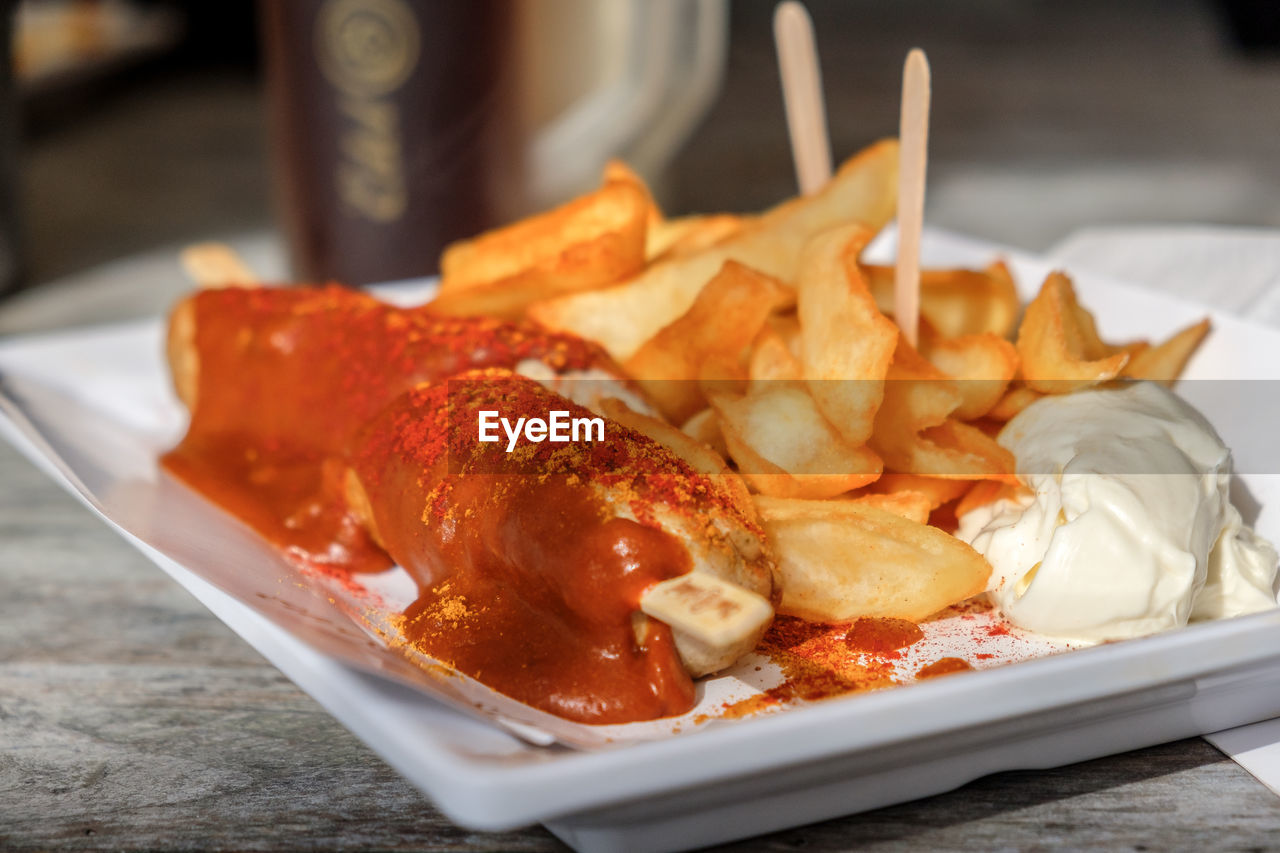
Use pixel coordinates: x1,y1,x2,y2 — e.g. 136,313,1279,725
3,438,1280,851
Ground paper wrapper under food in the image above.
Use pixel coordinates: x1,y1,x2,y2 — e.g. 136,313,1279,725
0,315,1068,750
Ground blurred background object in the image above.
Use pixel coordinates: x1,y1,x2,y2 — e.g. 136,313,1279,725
0,0,18,296
3,0,1280,299
261,0,521,285
262,0,727,285
14,0,180,91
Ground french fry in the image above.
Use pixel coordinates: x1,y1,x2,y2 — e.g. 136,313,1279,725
623,262,793,423
603,159,663,228
869,334,960,461
528,139,900,361
429,177,649,319
870,336,1014,479
1016,272,1129,393
987,384,1043,422
955,479,1030,519
648,214,746,262
180,243,259,289
863,260,1020,338
748,324,803,386
844,491,932,524
710,386,882,499
681,407,730,460
1068,295,1148,361
908,419,1017,480
768,313,803,358
919,324,1020,420
864,472,970,509
798,224,900,447
755,496,991,622
1122,318,1211,386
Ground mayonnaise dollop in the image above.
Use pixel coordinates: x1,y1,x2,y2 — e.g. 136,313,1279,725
957,381,1278,643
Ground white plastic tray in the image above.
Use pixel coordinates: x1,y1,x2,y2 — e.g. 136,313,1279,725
2,229,1279,852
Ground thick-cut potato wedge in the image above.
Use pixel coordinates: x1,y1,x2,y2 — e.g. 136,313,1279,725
799,225,900,446
180,243,260,289
1016,272,1129,393
907,419,1016,480
711,386,882,499
430,178,648,319
1066,295,1149,362
870,335,961,464
844,491,932,524
603,159,663,228
863,260,1020,339
768,313,803,358
681,407,730,460
871,337,1014,478
919,325,1020,420
648,214,747,262
864,472,970,509
987,384,1043,421
748,325,803,386
1122,318,1210,386
955,479,1030,519
624,262,792,423
755,496,991,622
528,139,899,360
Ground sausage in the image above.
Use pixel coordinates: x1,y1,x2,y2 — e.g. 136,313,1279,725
165,284,618,448
163,285,776,722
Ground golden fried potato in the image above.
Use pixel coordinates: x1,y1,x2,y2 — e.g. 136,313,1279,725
748,324,803,386
623,261,792,423
986,384,1043,422
1016,272,1129,393
710,386,882,500
919,324,1020,420
863,472,970,510
798,224,900,447
648,214,747,263
528,139,899,360
755,496,991,622
870,336,1014,479
430,177,648,319
863,260,1020,339
680,407,730,460
843,491,933,524
1122,318,1210,386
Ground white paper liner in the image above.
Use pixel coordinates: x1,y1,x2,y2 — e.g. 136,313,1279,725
6,251,1277,750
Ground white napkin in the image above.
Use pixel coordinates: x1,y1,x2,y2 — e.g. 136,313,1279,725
1049,224,1280,793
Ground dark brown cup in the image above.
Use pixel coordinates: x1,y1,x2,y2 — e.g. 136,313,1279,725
261,0,523,285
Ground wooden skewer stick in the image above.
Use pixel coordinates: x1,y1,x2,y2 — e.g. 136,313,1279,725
894,48,931,348
180,242,260,289
774,1,832,195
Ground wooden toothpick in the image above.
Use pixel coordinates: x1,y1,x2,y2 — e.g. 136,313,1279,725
774,2,832,195
894,48,931,347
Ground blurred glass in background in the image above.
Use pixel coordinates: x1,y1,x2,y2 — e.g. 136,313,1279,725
263,0,726,284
